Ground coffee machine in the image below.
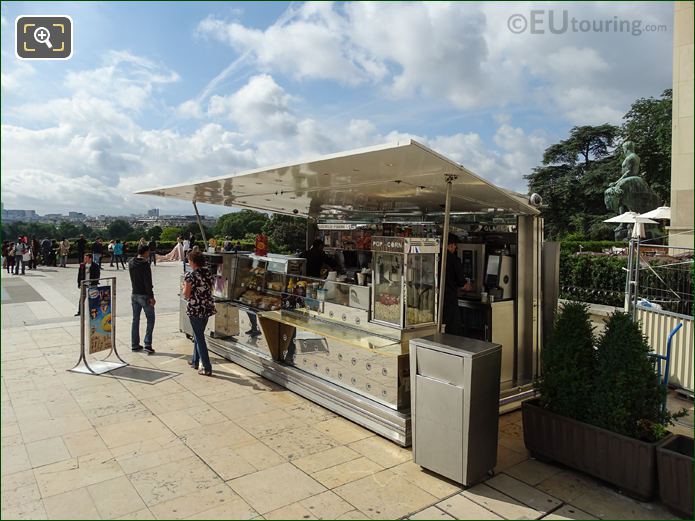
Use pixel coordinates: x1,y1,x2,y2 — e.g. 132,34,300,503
456,243,485,297
484,254,514,300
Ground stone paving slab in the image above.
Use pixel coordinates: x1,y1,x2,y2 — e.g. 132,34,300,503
1,266,691,520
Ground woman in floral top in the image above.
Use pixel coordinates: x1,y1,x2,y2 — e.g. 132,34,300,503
182,251,217,375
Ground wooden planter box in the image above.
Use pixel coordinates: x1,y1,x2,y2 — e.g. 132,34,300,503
522,399,667,501
657,434,693,518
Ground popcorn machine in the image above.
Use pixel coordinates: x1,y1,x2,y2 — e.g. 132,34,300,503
371,237,440,329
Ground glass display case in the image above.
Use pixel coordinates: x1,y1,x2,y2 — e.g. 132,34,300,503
203,252,238,301
371,237,439,329
232,254,306,311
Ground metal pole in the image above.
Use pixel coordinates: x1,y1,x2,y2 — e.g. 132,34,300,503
632,238,642,321
436,175,455,333
624,238,634,312
192,200,208,244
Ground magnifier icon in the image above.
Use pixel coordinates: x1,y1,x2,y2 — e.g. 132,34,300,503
33,26,53,49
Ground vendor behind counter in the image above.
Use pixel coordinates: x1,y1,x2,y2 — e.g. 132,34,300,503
444,233,466,336
302,239,337,277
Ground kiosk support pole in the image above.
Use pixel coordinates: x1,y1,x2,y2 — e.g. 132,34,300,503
192,200,208,244
437,175,456,333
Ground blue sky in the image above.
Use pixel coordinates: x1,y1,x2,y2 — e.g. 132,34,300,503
1,1,674,216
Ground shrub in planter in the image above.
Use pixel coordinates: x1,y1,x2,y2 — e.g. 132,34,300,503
525,309,684,501
536,302,595,421
591,312,676,442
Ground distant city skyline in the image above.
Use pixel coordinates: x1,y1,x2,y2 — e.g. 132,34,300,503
2,2,674,216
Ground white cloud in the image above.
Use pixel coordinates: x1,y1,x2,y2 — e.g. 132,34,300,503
208,74,297,137
64,51,179,112
1,60,36,92
200,2,671,124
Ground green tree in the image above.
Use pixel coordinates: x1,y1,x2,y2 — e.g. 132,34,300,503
621,89,672,203
263,214,306,253
160,226,183,242
148,226,163,240
527,90,672,240
57,221,80,238
543,124,619,168
107,219,134,240
214,210,268,239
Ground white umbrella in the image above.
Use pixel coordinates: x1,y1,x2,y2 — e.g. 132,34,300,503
604,212,656,224
639,206,671,220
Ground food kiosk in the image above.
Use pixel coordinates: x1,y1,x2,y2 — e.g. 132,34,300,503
138,140,550,445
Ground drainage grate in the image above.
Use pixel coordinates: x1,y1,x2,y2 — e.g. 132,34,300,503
106,365,180,384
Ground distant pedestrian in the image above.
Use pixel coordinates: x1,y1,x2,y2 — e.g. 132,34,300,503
6,243,16,273
223,236,233,252
58,238,70,267
148,237,157,266
182,237,191,272
138,237,147,249
129,244,155,354
13,238,26,275
41,238,52,266
108,240,115,267
182,250,216,376
113,239,126,269
31,237,40,269
75,253,101,316
92,237,104,265
234,241,242,252
1,241,8,271
76,234,87,261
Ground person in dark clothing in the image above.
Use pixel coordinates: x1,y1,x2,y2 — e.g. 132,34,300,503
128,244,156,353
30,237,41,269
75,253,101,316
182,251,216,375
148,238,157,266
76,235,87,262
302,239,336,278
41,238,52,266
443,233,466,336
92,237,104,265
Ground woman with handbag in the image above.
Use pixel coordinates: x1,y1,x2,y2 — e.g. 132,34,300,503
181,250,216,376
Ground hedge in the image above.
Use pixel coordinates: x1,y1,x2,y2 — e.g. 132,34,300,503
559,251,627,307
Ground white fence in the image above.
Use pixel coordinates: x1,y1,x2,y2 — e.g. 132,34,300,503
637,306,694,393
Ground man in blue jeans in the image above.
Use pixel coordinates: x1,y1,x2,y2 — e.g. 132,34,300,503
128,244,156,353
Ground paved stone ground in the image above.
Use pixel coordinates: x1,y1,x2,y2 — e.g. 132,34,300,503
1,263,691,520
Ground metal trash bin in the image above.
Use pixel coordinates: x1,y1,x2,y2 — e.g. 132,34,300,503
410,333,501,486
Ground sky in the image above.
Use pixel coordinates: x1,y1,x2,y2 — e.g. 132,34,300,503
1,1,674,216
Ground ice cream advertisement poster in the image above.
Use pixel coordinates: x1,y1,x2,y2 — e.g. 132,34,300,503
88,286,112,354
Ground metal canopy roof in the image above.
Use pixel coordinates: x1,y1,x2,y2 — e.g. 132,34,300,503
136,140,539,218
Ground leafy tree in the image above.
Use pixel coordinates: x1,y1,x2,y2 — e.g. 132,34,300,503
543,124,619,168
528,90,672,239
263,214,307,253
160,226,183,242
148,226,163,240
56,221,79,238
214,210,268,239
621,89,672,203
107,219,134,240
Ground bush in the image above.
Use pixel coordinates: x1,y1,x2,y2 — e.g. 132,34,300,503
559,252,627,307
591,312,682,441
536,302,596,421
